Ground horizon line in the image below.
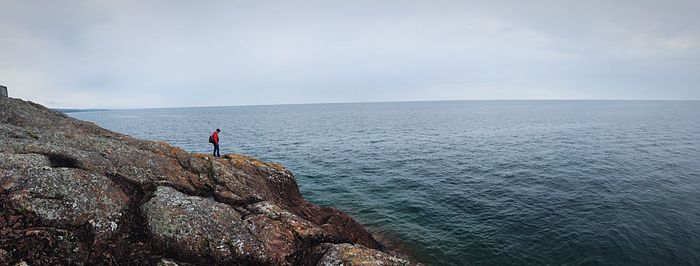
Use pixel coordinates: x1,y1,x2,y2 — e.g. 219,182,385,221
44,98,700,111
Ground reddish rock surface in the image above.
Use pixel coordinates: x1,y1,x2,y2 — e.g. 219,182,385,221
0,97,417,265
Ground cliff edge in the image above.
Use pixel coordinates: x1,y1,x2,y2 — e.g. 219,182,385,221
0,97,416,265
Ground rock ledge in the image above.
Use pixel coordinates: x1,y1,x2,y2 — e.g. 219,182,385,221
0,97,416,265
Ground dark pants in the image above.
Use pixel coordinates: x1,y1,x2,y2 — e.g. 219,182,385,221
213,143,220,157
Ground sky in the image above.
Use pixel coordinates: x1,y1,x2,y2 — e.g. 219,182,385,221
1,0,699,108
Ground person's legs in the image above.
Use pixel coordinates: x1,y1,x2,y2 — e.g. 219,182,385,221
215,144,220,157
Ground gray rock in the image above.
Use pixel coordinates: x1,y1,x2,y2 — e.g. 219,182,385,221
0,96,417,265
2,167,128,239
316,244,413,266
0,153,51,169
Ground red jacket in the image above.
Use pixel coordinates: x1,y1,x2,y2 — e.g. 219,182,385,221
212,131,219,145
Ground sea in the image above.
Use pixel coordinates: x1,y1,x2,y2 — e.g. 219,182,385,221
69,100,700,265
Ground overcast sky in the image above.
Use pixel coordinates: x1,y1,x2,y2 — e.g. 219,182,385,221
1,0,699,108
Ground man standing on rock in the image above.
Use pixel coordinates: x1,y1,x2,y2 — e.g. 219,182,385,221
211,128,221,157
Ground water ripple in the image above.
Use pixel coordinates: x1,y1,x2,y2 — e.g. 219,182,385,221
71,101,700,265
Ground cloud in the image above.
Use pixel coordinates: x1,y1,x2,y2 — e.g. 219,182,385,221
1,0,699,108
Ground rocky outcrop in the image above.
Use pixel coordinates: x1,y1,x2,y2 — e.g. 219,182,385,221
0,97,416,265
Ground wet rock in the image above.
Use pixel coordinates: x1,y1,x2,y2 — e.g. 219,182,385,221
0,97,417,265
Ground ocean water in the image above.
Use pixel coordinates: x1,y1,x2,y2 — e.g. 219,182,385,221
70,101,700,265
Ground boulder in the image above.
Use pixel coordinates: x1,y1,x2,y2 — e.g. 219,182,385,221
316,243,413,266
